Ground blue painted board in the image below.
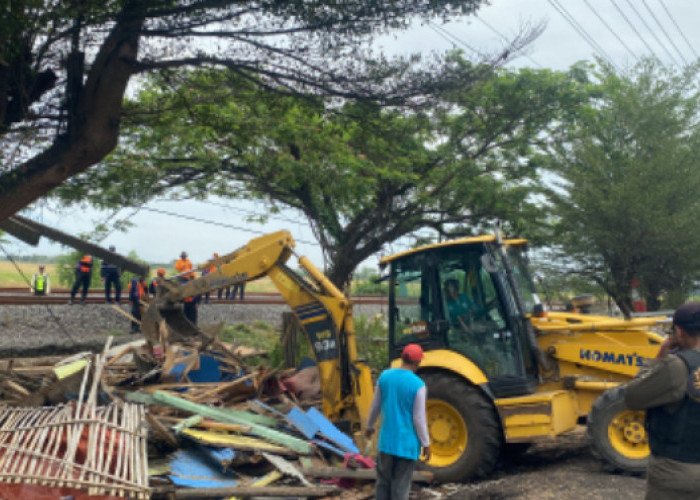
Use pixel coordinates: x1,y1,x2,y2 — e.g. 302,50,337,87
285,406,320,439
168,449,238,488
306,407,359,453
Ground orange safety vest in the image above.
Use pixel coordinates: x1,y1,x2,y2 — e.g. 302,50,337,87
77,255,93,273
175,258,194,278
128,280,147,300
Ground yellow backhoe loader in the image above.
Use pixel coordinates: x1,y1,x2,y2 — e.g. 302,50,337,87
143,230,667,483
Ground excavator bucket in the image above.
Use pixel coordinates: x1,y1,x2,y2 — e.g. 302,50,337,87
141,301,212,346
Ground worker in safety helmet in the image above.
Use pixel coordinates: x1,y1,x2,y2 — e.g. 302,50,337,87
174,251,194,282
100,245,121,304
625,302,700,499
365,343,430,500
69,254,93,305
128,276,147,334
149,268,166,296
31,265,50,296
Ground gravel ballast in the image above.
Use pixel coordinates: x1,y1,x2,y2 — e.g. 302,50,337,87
0,301,386,357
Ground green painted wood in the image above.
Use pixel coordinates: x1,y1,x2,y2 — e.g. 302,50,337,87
151,390,312,454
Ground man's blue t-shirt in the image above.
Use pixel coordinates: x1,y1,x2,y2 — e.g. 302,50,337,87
377,368,425,459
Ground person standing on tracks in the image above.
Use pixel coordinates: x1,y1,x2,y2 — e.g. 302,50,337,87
624,302,700,499
174,251,194,281
30,265,50,296
128,276,147,334
365,343,431,500
230,281,245,301
149,268,166,296
69,254,93,305
100,245,121,304
202,253,218,304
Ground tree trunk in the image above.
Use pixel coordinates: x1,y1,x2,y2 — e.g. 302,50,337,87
0,7,144,222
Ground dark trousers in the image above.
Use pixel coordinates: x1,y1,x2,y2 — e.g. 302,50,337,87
183,301,197,325
218,287,230,300
70,272,91,301
231,284,245,300
104,274,121,302
375,452,415,500
130,300,141,332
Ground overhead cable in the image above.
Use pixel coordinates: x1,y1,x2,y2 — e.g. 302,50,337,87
641,0,688,65
656,0,698,60
548,0,618,71
139,206,318,245
608,0,662,62
426,20,488,59
583,0,639,62
623,0,679,65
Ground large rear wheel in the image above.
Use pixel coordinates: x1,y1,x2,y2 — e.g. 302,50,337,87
587,385,648,474
419,372,502,482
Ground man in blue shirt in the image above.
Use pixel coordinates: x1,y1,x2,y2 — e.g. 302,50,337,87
366,343,431,500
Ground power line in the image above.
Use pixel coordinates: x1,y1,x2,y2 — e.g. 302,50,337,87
657,0,699,60
548,0,618,71
193,198,304,225
474,15,543,68
583,0,639,62
642,0,688,65
139,206,318,245
426,20,488,59
623,0,679,65
609,0,662,61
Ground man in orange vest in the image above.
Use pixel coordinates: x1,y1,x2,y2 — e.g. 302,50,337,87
174,251,194,282
69,254,93,305
128,276,147,334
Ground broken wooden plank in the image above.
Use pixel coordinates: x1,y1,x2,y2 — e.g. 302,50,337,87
303,466,433,483
172,485,339,498
150,391,312,454
180,429,295,455
146,413,179,449
262,452,312,486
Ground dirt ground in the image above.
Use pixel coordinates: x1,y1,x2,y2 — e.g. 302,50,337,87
325,427,646,500
414,427,647,500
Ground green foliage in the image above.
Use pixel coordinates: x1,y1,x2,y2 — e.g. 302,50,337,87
219,321,281,366
352,273,388,295
55,57,584,289
544,59,700,313
354,314,389,372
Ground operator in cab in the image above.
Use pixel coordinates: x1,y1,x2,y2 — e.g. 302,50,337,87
624,302,700,499
444,278,482,330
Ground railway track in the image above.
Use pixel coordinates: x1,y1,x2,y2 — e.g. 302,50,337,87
0,288,388,306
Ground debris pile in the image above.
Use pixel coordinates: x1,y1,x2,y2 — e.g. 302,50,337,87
0,328,430,499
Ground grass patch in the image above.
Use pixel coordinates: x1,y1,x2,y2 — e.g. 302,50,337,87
0,262,58,287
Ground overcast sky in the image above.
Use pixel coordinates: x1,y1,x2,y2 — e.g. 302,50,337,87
7,0,699,270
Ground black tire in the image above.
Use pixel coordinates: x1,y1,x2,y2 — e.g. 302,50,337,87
587,385,648,474
419,372,502,482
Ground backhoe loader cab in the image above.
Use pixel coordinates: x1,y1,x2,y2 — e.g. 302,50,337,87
384,236,539,398
381,234,667,483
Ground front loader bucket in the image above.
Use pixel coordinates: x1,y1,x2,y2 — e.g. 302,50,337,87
141,303,212,346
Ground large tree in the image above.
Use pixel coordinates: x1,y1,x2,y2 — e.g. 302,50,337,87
54,58,587,287
0,0,500,222
544,59,700,313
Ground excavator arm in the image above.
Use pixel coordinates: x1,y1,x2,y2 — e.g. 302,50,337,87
142,230,373,428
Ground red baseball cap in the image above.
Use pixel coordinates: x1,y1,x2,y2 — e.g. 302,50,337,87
402,343,424,362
